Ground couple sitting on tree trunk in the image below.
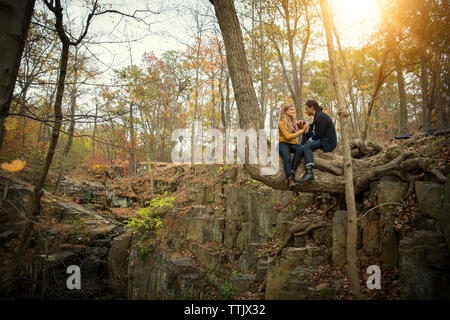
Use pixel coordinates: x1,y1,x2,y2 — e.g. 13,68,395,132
278,100,337,190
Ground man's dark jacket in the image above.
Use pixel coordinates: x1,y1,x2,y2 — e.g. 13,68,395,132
301,110,337,152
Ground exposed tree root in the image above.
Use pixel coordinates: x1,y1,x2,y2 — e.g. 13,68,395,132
275,221,328,258
246,130,448,195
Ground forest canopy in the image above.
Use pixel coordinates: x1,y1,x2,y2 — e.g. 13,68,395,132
0,0,448,185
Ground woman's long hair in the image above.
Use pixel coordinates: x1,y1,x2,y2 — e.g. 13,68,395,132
280,103,296,133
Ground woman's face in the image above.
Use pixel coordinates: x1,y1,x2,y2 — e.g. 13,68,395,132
286,107,296,118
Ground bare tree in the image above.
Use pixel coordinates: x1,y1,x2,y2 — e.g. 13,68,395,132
31,0,99,217
0,0,36,150
54,46,81,194
319,0,362,299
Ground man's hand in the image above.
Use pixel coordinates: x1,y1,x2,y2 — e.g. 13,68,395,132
304,123,310,134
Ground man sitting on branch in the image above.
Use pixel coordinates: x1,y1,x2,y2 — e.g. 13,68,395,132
296,99,337,182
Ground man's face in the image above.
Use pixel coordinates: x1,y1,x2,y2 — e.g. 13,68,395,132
305,105,314,116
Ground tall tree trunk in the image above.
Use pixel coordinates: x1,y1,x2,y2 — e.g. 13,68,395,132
211,79,216,129
377,0,409,135
420,52,431,131
439,92,449,127
192,36,202,164
92,102,98,156
297,3,311,119
20,84,29,156
258,4,266,128
137,106,154,197
0,0,35,150
31,42,68,215
54,47,79,194
225,73,231,125
320,0,362,299
211,0,261,131
392,46,408,134
332,23,359,137
268,34,296,102
32,0,97,212
129,102,136,176
281,0,302,119
23,40,69,274
362,54,388,140
219,60,227,129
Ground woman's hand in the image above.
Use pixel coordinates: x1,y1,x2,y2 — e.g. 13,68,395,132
304,123,310,134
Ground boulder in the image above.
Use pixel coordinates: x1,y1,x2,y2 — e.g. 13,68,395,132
375,177,409,214
255,258,271,282
415,181,444,220
190,243,226,272
331,210,347,266
360,215,380,254
111,195,133,208
272,266,319,300
380,213,399,270
249,192,277,240
295,193,316,210
127,243,207,299
311,223,332,247
108,232,132,297
230,274,257,294
442,179,450,252
186,215,223,244
238,242,261,273
266,247,309,299
399,230,450,299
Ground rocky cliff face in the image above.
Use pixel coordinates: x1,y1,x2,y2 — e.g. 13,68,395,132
105,165,450,300
0,164,449,299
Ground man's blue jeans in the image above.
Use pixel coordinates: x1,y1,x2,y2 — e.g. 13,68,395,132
294,139,321,168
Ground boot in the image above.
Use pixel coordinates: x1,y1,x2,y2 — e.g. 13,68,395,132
286,177,296,190
297,166,314,182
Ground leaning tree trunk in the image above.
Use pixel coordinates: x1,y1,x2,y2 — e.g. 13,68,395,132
54,48,80,194
211,0,261,132
21,37,69,280
362,53,387,140
320,0,362,299
31,42,69,215
0,0,35,150
32,0,97,214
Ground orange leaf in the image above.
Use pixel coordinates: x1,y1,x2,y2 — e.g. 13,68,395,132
1,159,26,172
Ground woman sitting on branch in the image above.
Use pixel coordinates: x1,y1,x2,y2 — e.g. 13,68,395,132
278,103,306,190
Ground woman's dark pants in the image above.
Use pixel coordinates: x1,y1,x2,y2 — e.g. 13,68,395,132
278,142,301,179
